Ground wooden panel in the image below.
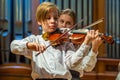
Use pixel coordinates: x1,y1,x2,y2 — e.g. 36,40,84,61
0,63,32,80
0,76,32,80
31,0,39,35
81,58,120,80
93,0,106,57
81,71,96,80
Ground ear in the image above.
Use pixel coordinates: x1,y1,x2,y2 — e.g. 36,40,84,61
37,21,41,25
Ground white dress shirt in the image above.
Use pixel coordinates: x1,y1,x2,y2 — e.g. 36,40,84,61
10,35,98,80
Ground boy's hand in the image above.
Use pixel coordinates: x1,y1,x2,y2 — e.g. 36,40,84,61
92,36,103,53
83,30,98,45
26,42,46,53
92,30,103,53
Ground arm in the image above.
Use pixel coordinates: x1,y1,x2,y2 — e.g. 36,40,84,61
10,39,32,59
65,42,91,69
70,49,98,77
81,33,103,72
77,50,98,72
10,35,46,59
72,31,103,77
65,30,103,69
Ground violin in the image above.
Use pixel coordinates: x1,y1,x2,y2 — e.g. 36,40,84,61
48,29,114,46
35,29,114,56
36,18,114,56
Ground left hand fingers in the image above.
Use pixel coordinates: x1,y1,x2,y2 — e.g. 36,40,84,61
91,30,101,38
95,30,99,37
88,30,97,39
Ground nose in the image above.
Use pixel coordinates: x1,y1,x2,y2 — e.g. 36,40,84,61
62,22,66,28
50,18,56,23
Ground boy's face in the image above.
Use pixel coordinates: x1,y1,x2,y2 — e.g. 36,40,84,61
38,8,58,33
58,14,74,28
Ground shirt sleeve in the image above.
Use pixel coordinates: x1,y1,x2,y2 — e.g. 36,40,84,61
10,35,37,59
83,50,98,72
65,42,98,77
71,49,98,77
65,42,91,68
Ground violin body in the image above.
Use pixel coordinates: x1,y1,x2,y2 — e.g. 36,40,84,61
69,34,86,44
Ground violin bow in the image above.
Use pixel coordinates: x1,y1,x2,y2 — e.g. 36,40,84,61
83,18,104,29
71,18,104,33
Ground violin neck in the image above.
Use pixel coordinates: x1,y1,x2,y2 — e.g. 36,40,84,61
71,29,88,34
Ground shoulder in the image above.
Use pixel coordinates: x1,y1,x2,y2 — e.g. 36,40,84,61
23,34,42,41
28,34,41,37
26,34,42,38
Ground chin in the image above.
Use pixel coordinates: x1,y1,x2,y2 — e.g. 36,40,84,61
49,28,56,33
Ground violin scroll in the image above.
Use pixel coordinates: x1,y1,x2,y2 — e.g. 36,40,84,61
101,35,114,44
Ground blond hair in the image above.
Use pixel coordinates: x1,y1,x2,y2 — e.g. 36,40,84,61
36,2,59,22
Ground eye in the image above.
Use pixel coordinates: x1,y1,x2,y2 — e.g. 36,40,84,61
46,17,50,20
60,20,64,23
66,22,71,25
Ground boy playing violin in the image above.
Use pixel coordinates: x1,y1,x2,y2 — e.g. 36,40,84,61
10,2,103,80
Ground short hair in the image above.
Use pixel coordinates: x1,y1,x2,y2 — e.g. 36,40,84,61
36,2,59,22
